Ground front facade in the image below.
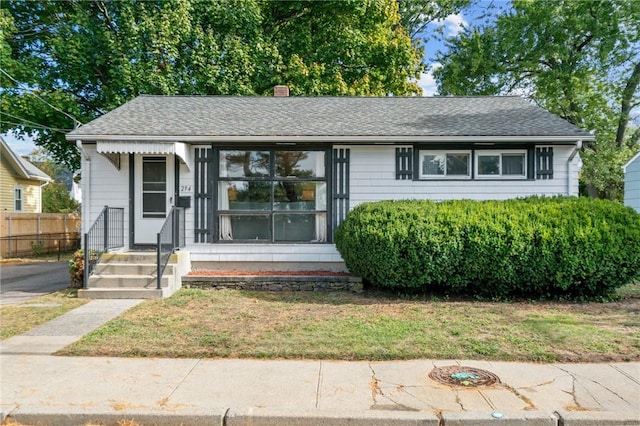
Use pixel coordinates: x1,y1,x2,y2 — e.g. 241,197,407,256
66,95,593,268
624,152,640,212
0,137,51,213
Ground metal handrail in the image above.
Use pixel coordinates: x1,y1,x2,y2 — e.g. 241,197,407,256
83,206,125,288
156,206,185,289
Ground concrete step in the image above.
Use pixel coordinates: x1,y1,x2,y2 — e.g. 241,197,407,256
78,288,164,299
88,274,170,289
81,250,189,299
94,263,174,276
100,252,180,264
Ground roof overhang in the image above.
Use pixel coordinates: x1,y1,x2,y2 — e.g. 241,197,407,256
96,141,191,170
623,151,640,172
0,138,52,182
70,134,592,145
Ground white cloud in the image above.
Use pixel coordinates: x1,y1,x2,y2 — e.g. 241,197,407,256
416,63,442,97
438,13,468,38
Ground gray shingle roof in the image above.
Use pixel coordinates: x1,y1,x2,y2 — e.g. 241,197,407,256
0,137,52,182
67,95,593,140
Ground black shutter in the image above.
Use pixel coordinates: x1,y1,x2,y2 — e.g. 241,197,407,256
194,147,213,242
395,147,413,180
536,147,554,179
332,148,350,238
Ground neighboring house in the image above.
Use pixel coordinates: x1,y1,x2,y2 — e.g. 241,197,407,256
623,152,640,212
66,93,594,270
0,137,51,213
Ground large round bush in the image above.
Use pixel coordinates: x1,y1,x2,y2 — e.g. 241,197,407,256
334,197,640,300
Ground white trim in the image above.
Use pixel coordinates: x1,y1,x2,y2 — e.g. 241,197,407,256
13,186,23,212
419,149,472,179
475,149,527,179
623,151,640,172
70,134,592,144
96,141,192,170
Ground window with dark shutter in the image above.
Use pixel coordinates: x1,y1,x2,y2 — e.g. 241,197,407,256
536,147,554,179
396,147,413,180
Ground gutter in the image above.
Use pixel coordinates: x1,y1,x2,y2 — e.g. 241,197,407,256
567,140,583,196
65,134,595,144
76,140,90,236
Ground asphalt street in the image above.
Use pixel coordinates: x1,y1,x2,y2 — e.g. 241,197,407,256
0,261,71,305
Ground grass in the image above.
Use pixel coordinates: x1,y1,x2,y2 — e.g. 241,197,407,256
0,289,87,340
58,282,640,363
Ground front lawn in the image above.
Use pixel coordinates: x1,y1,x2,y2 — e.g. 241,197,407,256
58,285,640,362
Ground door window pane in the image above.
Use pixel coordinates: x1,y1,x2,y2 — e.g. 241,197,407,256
142,157,166,217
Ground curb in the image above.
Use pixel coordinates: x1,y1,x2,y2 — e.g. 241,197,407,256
555,409,640,425
3,408,639,426
441,410,557,425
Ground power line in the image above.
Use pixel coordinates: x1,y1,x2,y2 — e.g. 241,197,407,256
0,120,72,134
0,69,83,128
1,111,74,132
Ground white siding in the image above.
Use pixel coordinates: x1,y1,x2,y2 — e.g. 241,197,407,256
624,154,640,212
177,160,195,243
342,145,580,208
81,145,130,244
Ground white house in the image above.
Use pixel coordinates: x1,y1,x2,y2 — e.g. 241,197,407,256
624,152,640,212
66,93,594,296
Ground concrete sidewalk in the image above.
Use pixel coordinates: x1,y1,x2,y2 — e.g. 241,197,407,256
1,300,639,425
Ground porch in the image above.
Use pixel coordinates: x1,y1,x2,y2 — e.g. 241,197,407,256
80,206,355,299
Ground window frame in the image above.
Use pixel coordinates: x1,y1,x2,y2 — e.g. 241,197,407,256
141,156,167,218
418,149,472,179
215,148,329,243
475,149,528,179
14,186,23,212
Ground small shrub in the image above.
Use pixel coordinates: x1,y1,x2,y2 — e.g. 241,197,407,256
30,241,45,256
69,249,99,288
334,197,640,301
69,249,85,288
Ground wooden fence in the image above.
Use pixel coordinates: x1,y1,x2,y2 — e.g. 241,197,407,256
0,212,81,259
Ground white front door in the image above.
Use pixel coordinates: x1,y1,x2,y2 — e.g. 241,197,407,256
134,155,175,245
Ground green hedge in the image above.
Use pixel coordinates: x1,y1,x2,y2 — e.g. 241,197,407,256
334,197,640,300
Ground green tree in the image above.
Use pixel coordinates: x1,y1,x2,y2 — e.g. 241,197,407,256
1,0,423,171
433,0,640,200
42,182,80,213
27,149,79,213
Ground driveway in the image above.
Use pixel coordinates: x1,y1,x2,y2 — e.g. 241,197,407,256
0,261,71,305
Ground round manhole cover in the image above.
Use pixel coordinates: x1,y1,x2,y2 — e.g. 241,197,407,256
428,365,500,388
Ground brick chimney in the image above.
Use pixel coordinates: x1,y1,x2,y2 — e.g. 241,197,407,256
274,85,290,97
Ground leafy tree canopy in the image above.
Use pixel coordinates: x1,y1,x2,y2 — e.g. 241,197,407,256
1,0,423,171
433,0,640,200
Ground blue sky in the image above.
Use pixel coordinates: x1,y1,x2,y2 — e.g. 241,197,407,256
2,1,507,156
416,0,508,95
